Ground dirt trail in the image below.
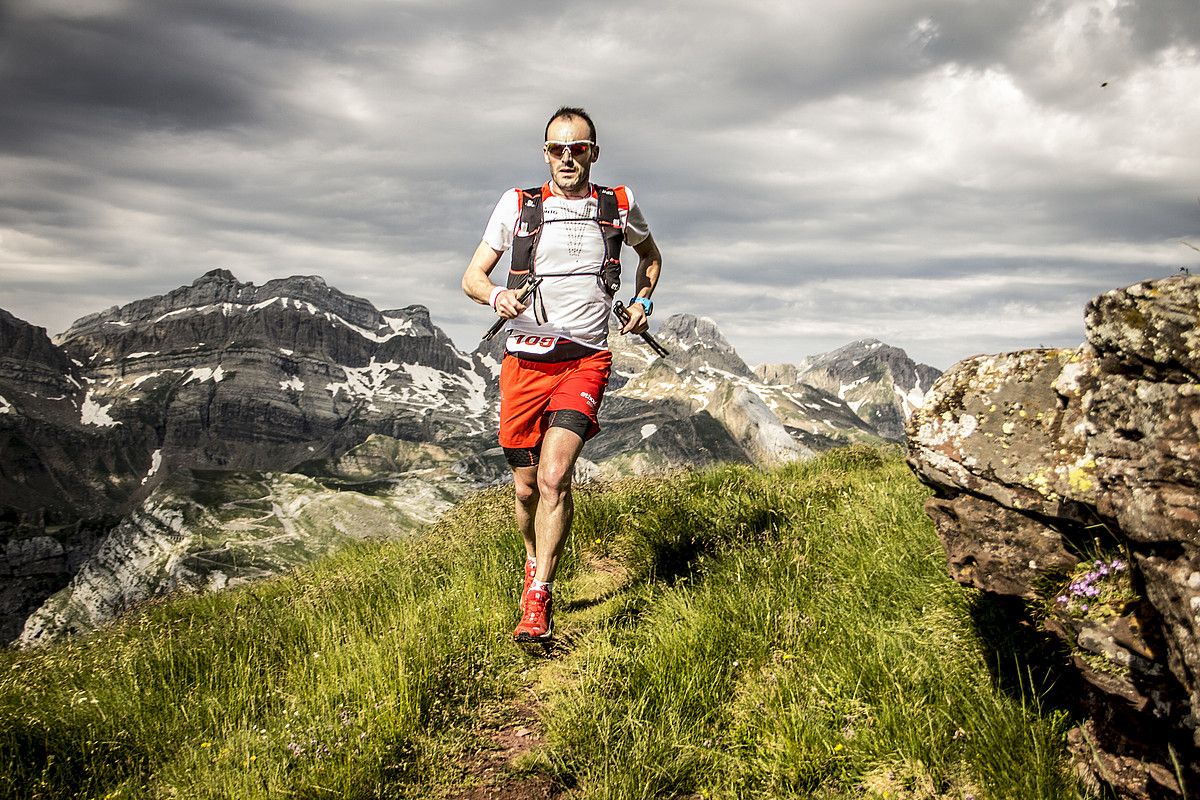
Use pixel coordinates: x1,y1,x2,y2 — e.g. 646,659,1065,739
451,697,558,799
444,556,629,799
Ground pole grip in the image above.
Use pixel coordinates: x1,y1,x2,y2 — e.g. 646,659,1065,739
482,276,542,341
613,301,670,358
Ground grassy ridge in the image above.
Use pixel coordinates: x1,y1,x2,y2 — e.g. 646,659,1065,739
546,448,1077,799
0,447,1081,799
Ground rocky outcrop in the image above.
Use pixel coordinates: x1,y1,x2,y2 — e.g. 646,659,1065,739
907,276,1200,799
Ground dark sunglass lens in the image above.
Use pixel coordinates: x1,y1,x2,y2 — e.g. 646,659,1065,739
568,143,591,157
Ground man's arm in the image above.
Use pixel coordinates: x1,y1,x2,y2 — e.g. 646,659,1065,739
462,240,527,319
620,233,662,335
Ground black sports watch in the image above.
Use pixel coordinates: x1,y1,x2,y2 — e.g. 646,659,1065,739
630,297,653,317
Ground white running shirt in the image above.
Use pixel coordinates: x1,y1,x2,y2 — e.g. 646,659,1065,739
482,184,650,353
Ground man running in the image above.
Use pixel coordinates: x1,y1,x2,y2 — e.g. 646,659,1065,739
462,106,662,642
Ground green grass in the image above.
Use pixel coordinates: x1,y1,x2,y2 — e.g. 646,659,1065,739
0,447,1083,799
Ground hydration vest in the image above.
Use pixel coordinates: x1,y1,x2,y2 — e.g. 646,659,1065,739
506,184,628,297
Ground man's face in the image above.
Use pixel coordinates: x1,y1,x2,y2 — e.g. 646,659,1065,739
544,115,597,197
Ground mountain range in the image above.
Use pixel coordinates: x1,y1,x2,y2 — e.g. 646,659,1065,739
0,269,939,645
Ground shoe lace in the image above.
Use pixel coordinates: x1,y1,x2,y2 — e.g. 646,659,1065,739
523,590,548,622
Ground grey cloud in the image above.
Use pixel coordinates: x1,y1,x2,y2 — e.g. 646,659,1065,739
1,0,1197,373
1,8,267,147
1115,0,1200,52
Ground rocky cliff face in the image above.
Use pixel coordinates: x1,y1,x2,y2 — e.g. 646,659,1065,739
0,311,151,643
55,268,492,469
0,309,152,518
906,276,1200,799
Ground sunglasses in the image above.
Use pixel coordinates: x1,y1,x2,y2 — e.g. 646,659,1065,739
544,140,595,159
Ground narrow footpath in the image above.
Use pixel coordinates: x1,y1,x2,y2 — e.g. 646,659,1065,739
445,556,631,799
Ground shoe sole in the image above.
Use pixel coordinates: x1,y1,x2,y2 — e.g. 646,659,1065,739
513,621,554,643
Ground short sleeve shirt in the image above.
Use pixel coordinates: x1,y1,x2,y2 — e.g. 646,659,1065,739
482,184,649,352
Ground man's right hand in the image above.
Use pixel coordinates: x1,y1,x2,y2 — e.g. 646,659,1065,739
493,289,528,320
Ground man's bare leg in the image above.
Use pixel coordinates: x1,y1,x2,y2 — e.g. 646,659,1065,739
511,465,539,562
531,425,586,582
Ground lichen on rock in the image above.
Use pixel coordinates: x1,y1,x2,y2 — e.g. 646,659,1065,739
907,276,1200,800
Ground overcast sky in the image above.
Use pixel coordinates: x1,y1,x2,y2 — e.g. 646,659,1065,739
2,0,1198,369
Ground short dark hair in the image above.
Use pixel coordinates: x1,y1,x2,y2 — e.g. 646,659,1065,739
545,106,597,143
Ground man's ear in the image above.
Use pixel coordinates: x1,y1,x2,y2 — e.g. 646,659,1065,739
543,149,552,165
590,144,600,163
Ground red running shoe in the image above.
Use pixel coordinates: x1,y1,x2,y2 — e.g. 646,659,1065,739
513,586,553,642
520,559,536,613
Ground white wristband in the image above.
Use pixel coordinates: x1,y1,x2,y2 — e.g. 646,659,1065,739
488,286,505,309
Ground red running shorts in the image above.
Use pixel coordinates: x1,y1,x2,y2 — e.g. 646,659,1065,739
498,349,612,450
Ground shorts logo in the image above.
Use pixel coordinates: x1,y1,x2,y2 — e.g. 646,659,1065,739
580,391,597,408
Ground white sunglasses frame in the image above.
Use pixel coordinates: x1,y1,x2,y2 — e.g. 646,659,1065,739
543,139,596,158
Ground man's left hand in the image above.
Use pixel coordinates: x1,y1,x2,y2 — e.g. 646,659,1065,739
621,302,649,335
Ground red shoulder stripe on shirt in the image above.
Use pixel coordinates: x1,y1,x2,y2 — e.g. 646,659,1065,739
613,185,630,212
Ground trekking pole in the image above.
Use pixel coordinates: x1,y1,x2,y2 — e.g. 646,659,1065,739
482,276,542,341
613,300,670,358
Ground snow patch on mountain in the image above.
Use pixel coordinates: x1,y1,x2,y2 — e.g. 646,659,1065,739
280,376,305,392
322,359,488,420
894,378,929,417
153,297,418,345
81,391,120,427
184,366,227,385
0,395,12,414
141,450,163,485
327,358,401,402
131,370,178,388
382,314,415,336
838,376,869,398
459,370,489,416
479,353,501,379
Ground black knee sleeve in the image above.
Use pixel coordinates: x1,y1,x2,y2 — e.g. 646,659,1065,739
547,408,591,439
503,444,541,468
